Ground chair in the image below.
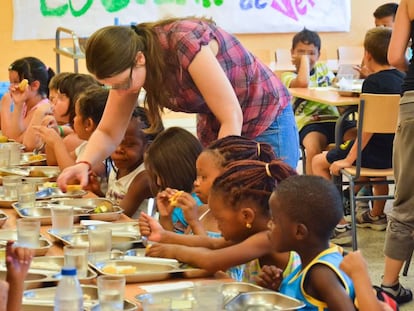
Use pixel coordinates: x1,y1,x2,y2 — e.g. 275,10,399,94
339,93,400,251
274,48,295,72
337,46,364,66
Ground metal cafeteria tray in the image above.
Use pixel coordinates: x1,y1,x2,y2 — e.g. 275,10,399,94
0,230,52,256
224,291,305,310
47,229,143,252
22,285,137,311
30,256,97,284
13,198,123,225
0,210,8,227
0,269,52,290
91,259,176,283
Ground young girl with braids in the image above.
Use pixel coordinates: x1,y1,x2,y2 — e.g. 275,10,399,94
140,159,299,283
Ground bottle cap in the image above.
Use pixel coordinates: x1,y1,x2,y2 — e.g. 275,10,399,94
61,267,77,276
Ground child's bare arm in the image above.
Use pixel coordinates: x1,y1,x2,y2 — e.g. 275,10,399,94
145,231,273,273
307,264,355,311
6,241,34,311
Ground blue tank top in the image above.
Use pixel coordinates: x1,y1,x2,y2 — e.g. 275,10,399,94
279,245,355,310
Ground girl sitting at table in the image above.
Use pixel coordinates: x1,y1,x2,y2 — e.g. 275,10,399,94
144,127,203,234
104,106,160,218
33,87,108,194
0,57,55,151
140,159,300,283
281,29,356,175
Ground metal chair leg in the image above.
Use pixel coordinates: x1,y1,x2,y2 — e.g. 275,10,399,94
403,251,413,276
349,179,358,250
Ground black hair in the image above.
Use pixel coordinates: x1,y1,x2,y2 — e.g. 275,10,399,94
292,28,321,52
373,3,398,19
272,175,343,240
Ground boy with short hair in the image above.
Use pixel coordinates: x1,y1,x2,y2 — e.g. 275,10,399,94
374,2,399,27
259,175,356,310
312,27,405,231
282,28,355,175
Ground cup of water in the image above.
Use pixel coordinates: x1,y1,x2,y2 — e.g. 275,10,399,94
17,182,36,208
50,204,74,236
64,245,88,279
16,218,40,248
97,275,125,311
2,175,21,200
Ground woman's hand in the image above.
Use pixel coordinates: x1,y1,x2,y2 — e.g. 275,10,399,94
57,162,90,191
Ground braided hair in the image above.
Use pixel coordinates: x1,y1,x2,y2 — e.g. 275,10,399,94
211,159,297,216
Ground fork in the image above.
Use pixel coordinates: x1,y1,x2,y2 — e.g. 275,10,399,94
33,142,45,154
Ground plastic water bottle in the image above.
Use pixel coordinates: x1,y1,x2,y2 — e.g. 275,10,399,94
54,267,83,311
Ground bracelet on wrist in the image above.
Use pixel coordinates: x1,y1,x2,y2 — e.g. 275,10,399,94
76,160,92,173
58,126,64,137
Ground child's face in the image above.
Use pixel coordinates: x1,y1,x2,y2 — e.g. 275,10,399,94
208,192,252,243
73,101,88,140
291,42,320,71
51,90,70,124
193,152,222,204
111,119,146,171
267,192,295,252
375,16,394,28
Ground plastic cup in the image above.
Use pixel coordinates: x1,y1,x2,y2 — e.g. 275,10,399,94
338,74,354,91
17,182,36,208
4,142,21,166
64,245,88,278
16,218,40,248
50,205,74,236
2,175,21,200
88,228,112,263
97,275,125,311
0,148,10,167
193,280,223,310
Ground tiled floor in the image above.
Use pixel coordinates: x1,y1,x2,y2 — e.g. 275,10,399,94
344,214,414,310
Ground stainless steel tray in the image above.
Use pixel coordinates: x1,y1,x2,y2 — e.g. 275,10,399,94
13,199,123,224
91,259,176,283
123,248,211,278
0,210,8,227
222,282,266,305
225,291,305,310
0,269,53,290
30,256,97,284
0,230,52,256
22,285,137,311
47,229,143,252
20,152,47,166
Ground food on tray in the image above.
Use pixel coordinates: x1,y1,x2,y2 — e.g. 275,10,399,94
43,181,58,188
102,264,137,274
29,169,47,177
18,79,28,91
30,261,61,271
93,201,114,213
0,135,8,143
169,190,184,206
28,154,45,162
66,184,82,192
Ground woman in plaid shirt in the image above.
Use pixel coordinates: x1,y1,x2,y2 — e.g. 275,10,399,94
57,17,299,188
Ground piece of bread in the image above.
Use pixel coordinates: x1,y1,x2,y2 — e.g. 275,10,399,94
18,79,28,91
169,190,184,206
66,184,82,192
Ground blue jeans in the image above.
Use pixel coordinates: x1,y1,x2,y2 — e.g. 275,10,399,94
255,104,300,169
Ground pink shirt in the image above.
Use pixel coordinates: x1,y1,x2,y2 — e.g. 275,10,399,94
154,19,290,146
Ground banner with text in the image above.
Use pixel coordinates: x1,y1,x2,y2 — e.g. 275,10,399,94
13,0,351,40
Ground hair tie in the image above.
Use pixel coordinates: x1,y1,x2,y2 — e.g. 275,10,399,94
265,163,272,177
257,143,261,157
131,24,144,37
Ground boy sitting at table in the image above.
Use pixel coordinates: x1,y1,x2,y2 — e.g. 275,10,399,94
281,28,355,175
312,27,405,232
